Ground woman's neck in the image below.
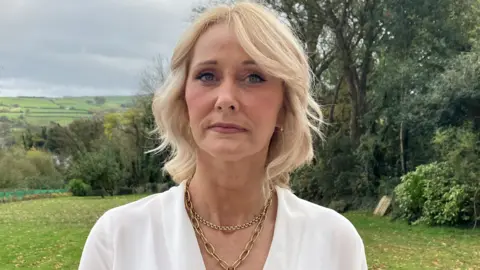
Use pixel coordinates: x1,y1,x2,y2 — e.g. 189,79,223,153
188,151,270,227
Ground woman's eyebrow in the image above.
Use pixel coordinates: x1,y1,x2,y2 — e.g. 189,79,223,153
193,59,257,68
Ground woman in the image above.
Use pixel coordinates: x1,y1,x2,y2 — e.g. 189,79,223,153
79,2,367,270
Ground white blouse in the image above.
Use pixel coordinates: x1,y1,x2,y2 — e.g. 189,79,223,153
79,181,368,270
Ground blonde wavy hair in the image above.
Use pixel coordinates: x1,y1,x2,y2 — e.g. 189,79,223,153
152,1,324,188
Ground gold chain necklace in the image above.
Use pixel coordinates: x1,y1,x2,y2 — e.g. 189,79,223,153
192,211,262,231
184,180,274,270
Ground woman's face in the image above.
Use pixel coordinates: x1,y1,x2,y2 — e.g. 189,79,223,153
184,23,284,162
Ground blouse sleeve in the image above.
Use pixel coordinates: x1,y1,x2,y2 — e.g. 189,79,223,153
340,227,368,270
356,234,368,270
78,212,114,270
331,213,369,270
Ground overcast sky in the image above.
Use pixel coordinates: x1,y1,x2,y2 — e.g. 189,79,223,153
0,0,199,97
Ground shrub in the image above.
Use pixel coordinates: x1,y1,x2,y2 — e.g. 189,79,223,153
394,162,473,225
117,187,134,195
328,200,349,213
24,175,64,190
394,163,435,222
68,179,91,196
66,140,123,196
421,180,471,226
0,148,64,189
0,150,38,189
26,150,56,174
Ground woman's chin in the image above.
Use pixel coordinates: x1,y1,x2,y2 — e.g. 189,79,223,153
201,144,253,162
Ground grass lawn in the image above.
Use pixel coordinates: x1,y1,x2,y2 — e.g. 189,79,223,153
1,195,479,270
346,212,480,269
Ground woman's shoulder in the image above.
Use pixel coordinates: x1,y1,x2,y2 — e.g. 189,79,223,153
79,185,185,269
96,184,184,229
278,186,362,239
278,187,367,268
276,188,368,269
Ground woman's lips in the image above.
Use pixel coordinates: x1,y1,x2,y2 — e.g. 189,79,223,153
208,122,248,134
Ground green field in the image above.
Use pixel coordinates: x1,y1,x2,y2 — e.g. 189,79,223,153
0,195,479,270
0,96,134,126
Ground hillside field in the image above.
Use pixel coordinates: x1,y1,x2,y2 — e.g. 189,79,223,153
0,96,134,127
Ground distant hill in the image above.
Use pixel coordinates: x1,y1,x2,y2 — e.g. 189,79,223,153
0,96,134,127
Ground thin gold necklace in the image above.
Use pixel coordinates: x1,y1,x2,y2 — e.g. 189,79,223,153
184,180,274,270
192,210,262,231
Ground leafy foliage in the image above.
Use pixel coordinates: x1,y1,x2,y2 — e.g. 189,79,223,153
394,162,449,224
0,147,63,189
256,0,480,226
395,125,480,226
68,179,92,197
66,139,123,196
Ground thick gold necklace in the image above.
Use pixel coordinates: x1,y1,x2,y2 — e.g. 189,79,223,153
184,180,274,270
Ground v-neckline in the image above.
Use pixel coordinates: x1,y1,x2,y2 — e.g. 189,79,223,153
179,182,286,270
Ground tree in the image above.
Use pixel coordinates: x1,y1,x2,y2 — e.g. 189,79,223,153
255,0,480,206
66,138,123,197
265,0,478,144
94,96,106,105
101,55,173,189
46,124,77,156
0,129,12,149
138,55,169,95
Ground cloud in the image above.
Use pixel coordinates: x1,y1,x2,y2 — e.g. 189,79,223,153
0,77,136,97
0,0,198,97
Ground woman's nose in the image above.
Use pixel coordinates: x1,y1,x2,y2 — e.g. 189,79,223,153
214,80,240,113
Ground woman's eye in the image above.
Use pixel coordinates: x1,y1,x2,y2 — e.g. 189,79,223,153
246,74,265,83
196,72,215,82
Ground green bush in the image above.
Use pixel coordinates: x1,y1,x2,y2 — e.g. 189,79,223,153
0,148,38,189
394,161,473,225
26,150,57,176
422,181,470,225
24,175,64,190
394,163,435,222
67,143,123,196
328,200,349,213
0,147,64,189
68,179,91,196
291,133,365,207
